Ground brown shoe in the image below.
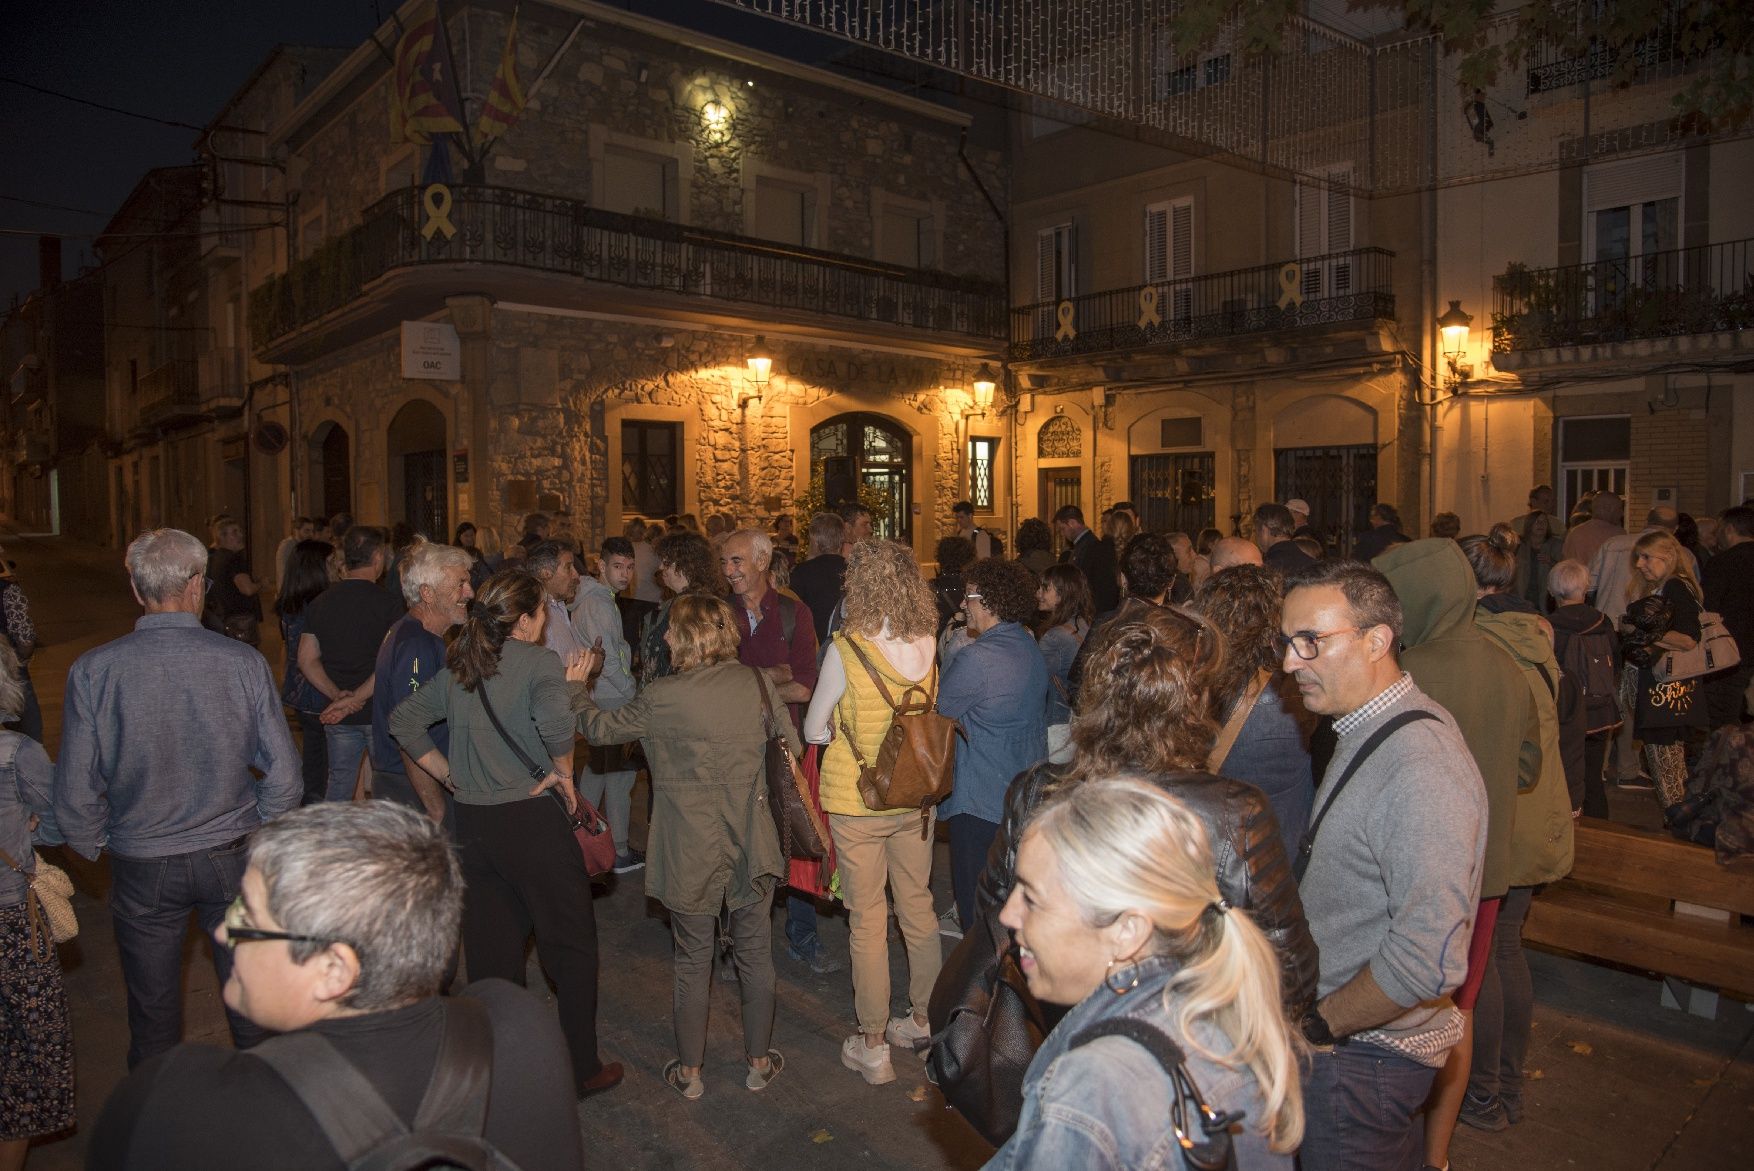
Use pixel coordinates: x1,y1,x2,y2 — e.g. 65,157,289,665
578,1061,624,1099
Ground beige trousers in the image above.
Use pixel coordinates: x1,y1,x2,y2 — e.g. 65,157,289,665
830,809,943,1034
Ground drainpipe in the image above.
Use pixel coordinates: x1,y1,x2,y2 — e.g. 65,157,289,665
1424,37,1441,529
957,128,1014,539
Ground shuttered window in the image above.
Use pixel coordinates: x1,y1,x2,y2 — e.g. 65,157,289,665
1145,198,1194,319
1295,165,1354,297
1036,223,1076,301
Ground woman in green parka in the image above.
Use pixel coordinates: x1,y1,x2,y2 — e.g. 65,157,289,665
576,593,794,1102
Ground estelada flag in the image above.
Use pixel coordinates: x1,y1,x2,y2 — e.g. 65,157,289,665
476,11,526,143
392,1,465,144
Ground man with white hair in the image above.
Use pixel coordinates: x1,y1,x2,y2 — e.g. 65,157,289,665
1285,497,1317,540
368,542,475,826
55,528,301,1069
722,528,838,972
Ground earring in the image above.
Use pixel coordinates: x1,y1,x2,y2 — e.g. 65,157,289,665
1103,955,1141,994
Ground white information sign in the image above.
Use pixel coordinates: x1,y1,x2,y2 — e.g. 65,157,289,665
400,321,461,381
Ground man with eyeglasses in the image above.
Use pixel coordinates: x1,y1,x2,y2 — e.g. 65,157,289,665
88,802,585,1170
55,528,301,1069
1278,559,1487,1171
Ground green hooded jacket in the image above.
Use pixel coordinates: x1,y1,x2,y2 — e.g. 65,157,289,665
1375,539,1530,899
1473,605,1576,886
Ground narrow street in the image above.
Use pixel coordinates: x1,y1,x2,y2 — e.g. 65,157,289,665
8,530,1752,1170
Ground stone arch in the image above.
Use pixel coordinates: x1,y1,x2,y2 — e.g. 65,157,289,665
307,418,353,521
386,398,450,539
808,411,914,544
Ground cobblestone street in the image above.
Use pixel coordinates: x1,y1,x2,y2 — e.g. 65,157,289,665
9,531,1752,1170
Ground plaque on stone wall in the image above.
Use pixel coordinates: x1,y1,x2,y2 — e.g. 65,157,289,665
453,449,470,484
401,321,461,381
505,479,538,512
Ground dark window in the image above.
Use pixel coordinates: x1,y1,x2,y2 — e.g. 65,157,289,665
1204,55,1231,86
1160,417,1203,448
968,436,997,512
622,420,679,518
1164,64,1198,97
1559,416,1631,462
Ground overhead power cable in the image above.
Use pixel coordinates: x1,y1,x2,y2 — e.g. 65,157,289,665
0,75,257,134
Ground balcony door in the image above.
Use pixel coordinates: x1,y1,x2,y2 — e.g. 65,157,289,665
1586,157,1682,312
1035,223,1076,336
1295,165,1354,299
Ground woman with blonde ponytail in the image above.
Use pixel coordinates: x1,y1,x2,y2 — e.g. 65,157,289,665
987,777,1303,1169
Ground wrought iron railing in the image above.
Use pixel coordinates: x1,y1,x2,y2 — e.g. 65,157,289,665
250,184,1006,349
1525,4,1698,94
1492,238,1754,352
1011,247,1395,361
137,358,201,423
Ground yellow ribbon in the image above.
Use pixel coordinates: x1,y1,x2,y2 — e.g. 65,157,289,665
1277,263,1305,309
1054,300,1077,342
1138,286,1161,328
422,184,457,241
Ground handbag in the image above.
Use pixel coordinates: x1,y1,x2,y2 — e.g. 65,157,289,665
926,896,1049,1147
787,746,841,899
0,845,77,958
750,667,829,861
1655,610,1741,683
476,682,616,877
836,635,961,838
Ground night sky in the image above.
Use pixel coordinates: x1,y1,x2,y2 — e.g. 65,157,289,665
0,0,849,309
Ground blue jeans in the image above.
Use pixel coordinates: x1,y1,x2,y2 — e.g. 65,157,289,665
1299,1041,1439,1171
785,892,819,954
322,724,371,803
945,813,1001,930
109,837,268,1069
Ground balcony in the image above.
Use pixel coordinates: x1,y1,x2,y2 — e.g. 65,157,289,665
1010,247,1396,363
250,185,1006,358
1492,239,1754,371
136,358,202,428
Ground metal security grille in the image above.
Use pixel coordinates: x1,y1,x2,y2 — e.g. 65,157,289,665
969,436,997,510
1274,444,1376,556
403,450,449,541
621,421,679,518
1131,452,1215,535
1043,467,1082,523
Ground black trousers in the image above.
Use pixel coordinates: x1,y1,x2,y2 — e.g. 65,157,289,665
455,796,604,1091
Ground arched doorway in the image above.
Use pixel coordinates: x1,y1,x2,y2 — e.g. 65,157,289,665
386,400,449,539
309,420,352,521
809,412,912,543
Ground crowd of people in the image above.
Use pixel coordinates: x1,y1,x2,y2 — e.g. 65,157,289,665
0,484,1749,1171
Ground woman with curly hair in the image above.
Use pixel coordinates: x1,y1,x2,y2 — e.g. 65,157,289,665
638,530,720,686
937,558,1049,936
1014,518,1055,578
1188,564,1316,854
804,541,944,1086
1625,530,1708,812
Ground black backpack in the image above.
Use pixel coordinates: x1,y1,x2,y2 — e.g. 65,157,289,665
1556,614,1621,736
250,998,525,1171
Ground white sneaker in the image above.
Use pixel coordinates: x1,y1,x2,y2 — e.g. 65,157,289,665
937,908,964,940
841,1034,896,1085
884,1014,931,1055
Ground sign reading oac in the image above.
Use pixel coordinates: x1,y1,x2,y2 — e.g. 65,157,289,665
401,321,461,381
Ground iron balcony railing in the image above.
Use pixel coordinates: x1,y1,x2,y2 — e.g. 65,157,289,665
250,184,1006,349
137,358,201,423
1011,247,1395,361
1492,238,1754,352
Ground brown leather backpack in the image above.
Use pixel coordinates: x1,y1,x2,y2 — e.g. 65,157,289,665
836,634,961,838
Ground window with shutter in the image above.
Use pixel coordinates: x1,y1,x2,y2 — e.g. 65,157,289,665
1327,166,1353,293
1037,224,1075,301
1295,165,1353,299
1145,199,1194,318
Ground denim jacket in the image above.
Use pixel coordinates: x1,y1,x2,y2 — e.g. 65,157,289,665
984,954,1290,1171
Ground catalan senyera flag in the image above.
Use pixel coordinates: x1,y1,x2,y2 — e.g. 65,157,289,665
392,1,465,145
476,12,526,144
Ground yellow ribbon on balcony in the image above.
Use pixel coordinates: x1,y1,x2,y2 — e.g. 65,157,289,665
1277,262,1305,309
1055,300,1077,342
1138,286,1161,328
422,183,457,241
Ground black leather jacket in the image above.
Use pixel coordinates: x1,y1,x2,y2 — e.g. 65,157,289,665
977,763,1320,1018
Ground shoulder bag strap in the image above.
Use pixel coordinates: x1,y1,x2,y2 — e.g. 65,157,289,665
1207,668,1272,773
1068,1018,1241,1171
475,683,547,783
410,997,493,1135
1293,710,1440,883
251,1032,410,1164
750,665,777,737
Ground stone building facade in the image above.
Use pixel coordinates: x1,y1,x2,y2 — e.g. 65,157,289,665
253,0,1008,565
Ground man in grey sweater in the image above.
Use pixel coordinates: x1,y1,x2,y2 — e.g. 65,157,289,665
1279,560,1487,1171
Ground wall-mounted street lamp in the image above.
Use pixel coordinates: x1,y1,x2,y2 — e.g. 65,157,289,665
1436,299,1474,387
971,362,997,414
741,335,773,409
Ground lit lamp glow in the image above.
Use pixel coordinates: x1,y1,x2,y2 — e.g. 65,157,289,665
702,100,730,128
745,336,773,388
971,363,997,413
1436,299,1473,382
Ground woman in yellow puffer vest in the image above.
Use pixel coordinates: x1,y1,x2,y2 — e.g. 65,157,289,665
803,540,942,1088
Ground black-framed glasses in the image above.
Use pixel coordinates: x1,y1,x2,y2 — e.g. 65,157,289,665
220,894,337,950
1275,628,1363,661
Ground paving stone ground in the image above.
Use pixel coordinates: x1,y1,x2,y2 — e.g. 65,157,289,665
8,530,1750,1170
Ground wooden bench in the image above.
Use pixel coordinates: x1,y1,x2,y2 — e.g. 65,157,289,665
1524,817,1754,1016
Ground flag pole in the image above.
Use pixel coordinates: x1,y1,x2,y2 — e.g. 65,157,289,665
478,17,578,158
438,0,478,171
